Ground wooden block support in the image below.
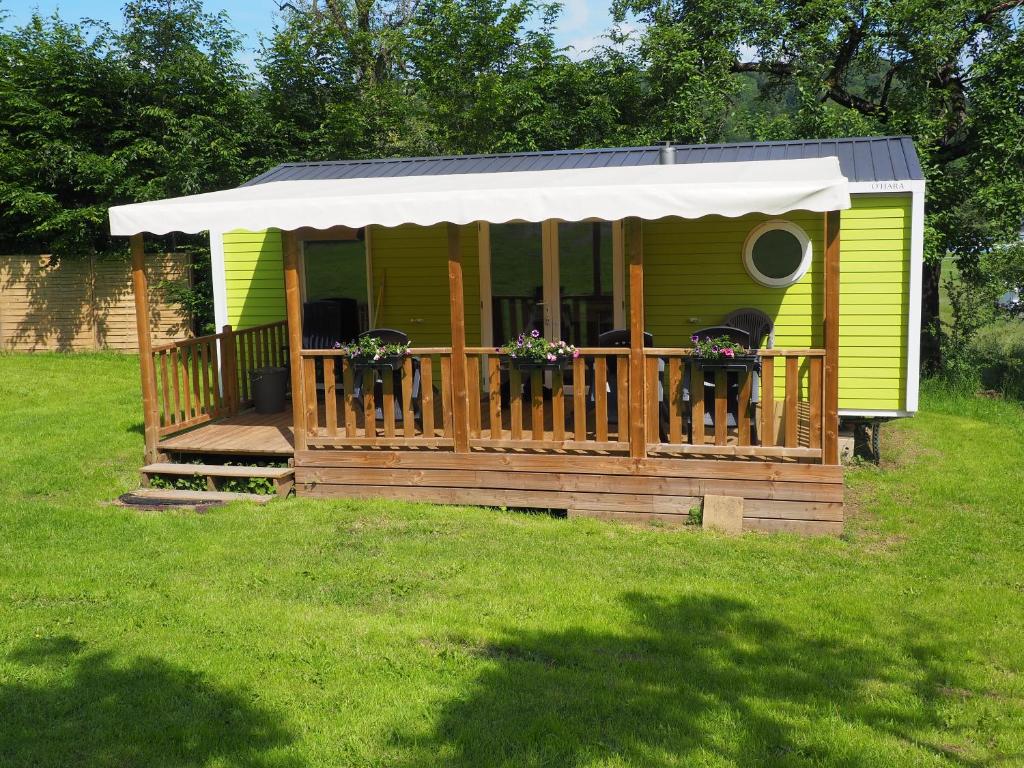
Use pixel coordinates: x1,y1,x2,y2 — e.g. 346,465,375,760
702,495,744,535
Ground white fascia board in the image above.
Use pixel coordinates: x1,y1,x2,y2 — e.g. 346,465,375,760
847,180,925,194
840,409,914,419
845,180,925,415
905,186,925,413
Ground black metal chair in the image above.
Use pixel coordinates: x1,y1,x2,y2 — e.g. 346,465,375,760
351,328,421,423
324,297,362,343
723,308,773,412
723,307,774,350
592,329,667,441
302,300,344,349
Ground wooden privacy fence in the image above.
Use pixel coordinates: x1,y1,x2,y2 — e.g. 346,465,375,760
0,253,190,352
296,345,826,461
150,321,288,436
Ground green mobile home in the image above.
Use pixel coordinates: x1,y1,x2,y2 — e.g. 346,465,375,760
112,136,925,534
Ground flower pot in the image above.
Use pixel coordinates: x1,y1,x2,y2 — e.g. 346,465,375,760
351,354,406,372
694,354,760,372
508,357,573,372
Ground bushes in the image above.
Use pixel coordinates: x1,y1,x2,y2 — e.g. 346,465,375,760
973,321,1024,400
937,246,1024,400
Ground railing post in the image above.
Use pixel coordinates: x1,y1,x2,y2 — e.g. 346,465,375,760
130,234,161,463
220,324,238,416
625,217,647,459
283,231,307,452
447,222,471,452
823,210,841,464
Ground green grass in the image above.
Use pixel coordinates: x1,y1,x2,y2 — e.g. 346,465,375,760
1,354,1023,767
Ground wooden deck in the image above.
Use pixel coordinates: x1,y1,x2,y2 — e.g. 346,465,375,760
158,408,295,456
155,399,842,534
156,394,810,459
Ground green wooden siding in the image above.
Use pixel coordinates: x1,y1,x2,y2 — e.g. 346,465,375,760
370,223,481,346
222,195,910,411
641,194,910,411
223,229,285,328
835,195,910,411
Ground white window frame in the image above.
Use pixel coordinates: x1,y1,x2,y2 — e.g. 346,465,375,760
742,219,812,288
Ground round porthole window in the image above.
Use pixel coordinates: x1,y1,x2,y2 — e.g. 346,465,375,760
742,220,812,287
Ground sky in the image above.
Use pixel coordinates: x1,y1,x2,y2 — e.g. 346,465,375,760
3,0,620,60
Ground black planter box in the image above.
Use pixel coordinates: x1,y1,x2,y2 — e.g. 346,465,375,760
693,354,760,372
507,357,573,373
350,354,407,372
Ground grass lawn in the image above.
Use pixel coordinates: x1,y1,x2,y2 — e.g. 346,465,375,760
1,353,1023,767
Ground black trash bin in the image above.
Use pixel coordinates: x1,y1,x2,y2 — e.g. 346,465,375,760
250,366,288,414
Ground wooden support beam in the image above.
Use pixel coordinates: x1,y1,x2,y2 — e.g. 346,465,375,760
130,234,161,462
447,223,470,452
625,217,647,459
823,210,841,465
283,231,307,452
220,324,238,415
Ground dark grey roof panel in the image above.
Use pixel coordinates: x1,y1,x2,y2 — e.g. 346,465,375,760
242,136,924,187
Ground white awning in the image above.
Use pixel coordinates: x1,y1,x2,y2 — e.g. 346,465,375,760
109,157,850,236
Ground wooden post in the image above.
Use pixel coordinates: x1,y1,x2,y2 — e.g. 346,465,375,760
823,210,841,465
130,234,161,462
447,222,470,453
220,324,238,415
283,231,307,452
625,217,647,459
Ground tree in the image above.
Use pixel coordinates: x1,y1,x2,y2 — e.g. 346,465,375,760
615,0,1024,366
260,0,428,159
0,14,128,253
408,0,620,153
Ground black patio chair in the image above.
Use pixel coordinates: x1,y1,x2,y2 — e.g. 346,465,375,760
302,300,344,350
723,307,774,350
591,329,667,441
723,307,773,411
323,297,362,342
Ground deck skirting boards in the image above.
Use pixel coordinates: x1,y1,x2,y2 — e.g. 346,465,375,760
294,450,844,534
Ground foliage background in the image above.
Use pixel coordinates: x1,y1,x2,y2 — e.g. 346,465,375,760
0,0,1021,370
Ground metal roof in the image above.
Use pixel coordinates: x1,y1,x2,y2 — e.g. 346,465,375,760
242,135,923,187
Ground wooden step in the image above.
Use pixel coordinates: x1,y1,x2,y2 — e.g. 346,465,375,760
142,463,294,479
141,463,294,497
125,488,275,506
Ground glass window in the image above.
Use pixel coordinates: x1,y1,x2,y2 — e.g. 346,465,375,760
303,238,368,331
743,221,811,287
490,223,543,343
558,222,614,346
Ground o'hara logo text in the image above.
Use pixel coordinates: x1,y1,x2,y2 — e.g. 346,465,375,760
870,181,907,191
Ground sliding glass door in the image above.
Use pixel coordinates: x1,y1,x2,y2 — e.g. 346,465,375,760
482,220,623,348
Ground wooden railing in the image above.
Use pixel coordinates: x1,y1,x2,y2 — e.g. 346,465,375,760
233,321,289,407
295,346,825,461
150,320,287,437
465,347,629,451
645,349,825,460
299,348,455,447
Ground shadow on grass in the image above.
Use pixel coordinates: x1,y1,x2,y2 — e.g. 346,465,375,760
1,636,299,767
398,593,983,767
